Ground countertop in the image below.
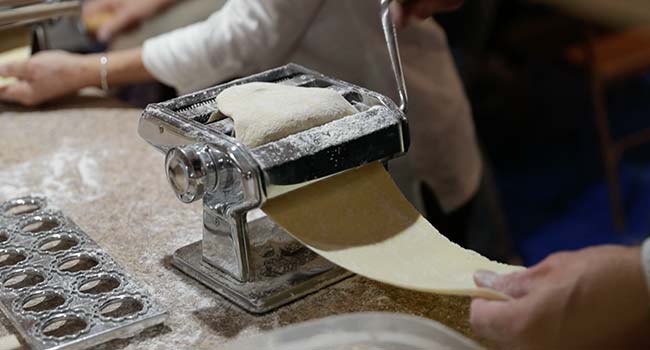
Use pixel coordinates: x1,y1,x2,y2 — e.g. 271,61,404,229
0,99,475,349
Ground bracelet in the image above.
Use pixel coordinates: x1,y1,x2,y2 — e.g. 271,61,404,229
642,237,650,301
99,55,109,92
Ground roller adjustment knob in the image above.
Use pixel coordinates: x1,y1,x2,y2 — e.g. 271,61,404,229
165,144,218,203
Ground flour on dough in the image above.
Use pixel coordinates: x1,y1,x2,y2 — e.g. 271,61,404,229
216,82,357,147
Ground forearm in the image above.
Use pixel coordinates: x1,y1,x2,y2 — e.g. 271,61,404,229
79,47,154,89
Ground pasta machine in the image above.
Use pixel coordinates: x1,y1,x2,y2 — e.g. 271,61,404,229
137,0,408,313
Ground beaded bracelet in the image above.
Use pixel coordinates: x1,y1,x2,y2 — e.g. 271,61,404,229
99,55,109,92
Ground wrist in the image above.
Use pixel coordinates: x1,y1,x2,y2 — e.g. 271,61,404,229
77,54,103,89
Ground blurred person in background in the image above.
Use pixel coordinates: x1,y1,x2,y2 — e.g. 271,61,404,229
83,0,180,43
393,1,650,349
0,0,506,262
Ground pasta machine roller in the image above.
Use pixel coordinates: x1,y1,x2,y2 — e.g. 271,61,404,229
137,0,408,314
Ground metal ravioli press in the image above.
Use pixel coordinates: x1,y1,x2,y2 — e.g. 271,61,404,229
138,0,409,313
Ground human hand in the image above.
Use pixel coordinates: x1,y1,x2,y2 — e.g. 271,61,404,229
83,0,176,43
0,51,96,106
390,0,464,28
470,245,650,350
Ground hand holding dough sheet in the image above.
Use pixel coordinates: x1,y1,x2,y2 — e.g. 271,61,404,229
220,82,524,300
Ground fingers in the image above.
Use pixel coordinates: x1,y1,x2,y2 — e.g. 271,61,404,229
470,270,535,346
97,11,137,42
390,2,408,29
82,0,116,18
0,61,27,80
409,1,439,19
394,0,465,25
470,298,521,343
0,81,36,106
474,269,531,298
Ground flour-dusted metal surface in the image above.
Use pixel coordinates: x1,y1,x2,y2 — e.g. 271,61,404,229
0,103,476,349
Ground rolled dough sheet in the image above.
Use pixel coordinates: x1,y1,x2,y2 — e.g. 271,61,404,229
263,162,523,300
0,46,31,88
216,82,357,147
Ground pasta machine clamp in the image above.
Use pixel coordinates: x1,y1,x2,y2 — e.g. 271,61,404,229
138,1,409,314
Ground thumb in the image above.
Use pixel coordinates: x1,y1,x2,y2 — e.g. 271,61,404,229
474,269,530,298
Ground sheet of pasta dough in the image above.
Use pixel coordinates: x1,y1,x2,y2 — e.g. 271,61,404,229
219,82,524,300
263,162,522,300
0,25,31,88
0,46,30,88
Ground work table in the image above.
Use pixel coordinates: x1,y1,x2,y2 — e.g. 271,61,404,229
0,100,474,349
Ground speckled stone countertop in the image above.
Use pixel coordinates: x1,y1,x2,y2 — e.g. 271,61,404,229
0,99,475,349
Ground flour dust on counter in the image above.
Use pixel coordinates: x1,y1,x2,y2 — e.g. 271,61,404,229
0,138,108,203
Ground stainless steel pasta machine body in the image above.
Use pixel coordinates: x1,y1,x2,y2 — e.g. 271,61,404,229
138,63,409,313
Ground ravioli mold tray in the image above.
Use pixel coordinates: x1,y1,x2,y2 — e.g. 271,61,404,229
0,196,167,350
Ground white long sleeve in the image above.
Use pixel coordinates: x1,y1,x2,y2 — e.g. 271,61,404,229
142,0,325,93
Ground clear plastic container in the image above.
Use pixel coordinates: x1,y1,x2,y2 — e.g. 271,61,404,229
222,312,486,350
